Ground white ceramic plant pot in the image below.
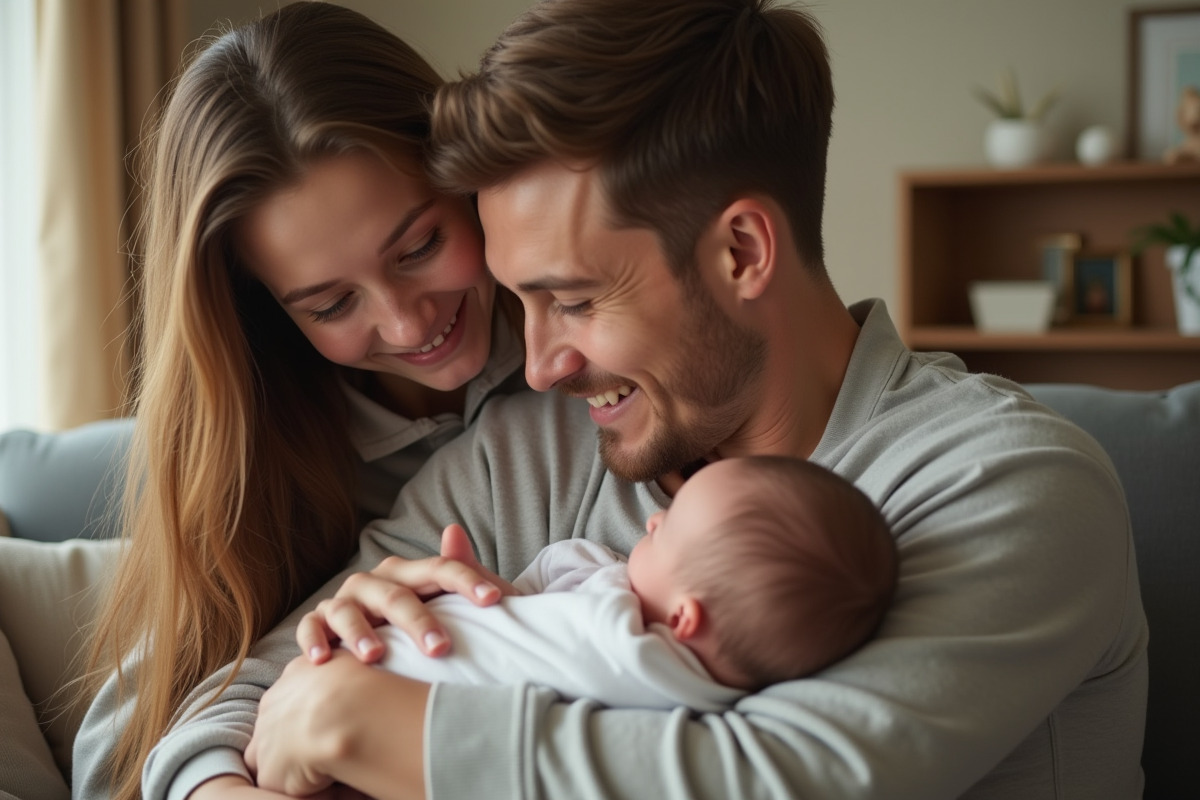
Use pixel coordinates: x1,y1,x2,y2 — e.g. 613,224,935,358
1166,245,1200,335
984,119,1043,169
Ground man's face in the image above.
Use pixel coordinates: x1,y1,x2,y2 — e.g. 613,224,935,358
477,162,764,481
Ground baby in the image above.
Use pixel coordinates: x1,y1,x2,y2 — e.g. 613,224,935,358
358,455,897,709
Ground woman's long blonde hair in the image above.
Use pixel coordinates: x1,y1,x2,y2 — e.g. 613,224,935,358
84,5,445,796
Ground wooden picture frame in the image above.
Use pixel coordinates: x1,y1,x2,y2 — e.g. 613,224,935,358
1069,250,1133,326
1127,6,1200,161
1036,233,1082,325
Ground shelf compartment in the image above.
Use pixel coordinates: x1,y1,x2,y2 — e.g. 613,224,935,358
897,162,1200,389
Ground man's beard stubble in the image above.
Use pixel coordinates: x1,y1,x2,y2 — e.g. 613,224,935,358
597,283,766,483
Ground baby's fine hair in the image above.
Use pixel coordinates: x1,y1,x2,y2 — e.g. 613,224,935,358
683,456,897,690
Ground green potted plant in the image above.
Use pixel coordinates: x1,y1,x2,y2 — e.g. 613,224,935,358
971,69,1059,169
1132,211,1200,335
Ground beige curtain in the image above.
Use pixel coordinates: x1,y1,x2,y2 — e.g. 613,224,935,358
35,0,185,429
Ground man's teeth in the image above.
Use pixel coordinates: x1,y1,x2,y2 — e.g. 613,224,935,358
587,385,633,407
418,315,457,354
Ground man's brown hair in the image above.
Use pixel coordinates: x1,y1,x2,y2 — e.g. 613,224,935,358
431,0,835,276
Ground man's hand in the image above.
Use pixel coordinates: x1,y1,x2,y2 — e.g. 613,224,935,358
297,524,514,664
246,651,430,800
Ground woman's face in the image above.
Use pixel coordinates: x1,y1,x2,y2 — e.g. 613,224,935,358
238,149,495,398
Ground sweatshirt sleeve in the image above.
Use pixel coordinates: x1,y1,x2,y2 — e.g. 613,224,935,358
423,400,1146,799
130,392,597,800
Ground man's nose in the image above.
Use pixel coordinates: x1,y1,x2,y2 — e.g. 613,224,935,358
524,314,585,392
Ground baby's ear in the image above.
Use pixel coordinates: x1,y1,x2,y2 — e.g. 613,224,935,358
669,596,704,641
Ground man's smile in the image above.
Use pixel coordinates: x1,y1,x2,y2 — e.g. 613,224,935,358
586,385,633,408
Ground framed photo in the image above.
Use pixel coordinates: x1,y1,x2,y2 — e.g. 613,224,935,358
1127,6,1200,161
1036,233,1082,324
1069,250,1133,326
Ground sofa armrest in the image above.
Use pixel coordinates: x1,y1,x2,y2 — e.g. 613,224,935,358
1026,380,1200,799
0,418,134,542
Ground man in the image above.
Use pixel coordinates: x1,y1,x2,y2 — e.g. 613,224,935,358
151,1,1147,797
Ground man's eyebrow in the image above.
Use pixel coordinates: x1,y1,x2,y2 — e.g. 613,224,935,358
280,199,437,305
516,276,604,293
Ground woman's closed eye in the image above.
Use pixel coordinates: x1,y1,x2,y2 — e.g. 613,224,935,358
397,227,445,266
310,293,354,323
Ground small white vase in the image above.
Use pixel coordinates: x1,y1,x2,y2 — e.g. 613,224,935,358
984,119,1043,169
1076,124,1117,166
1165,245,1200,336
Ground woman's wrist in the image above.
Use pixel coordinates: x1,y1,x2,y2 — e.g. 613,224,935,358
326,666,431,799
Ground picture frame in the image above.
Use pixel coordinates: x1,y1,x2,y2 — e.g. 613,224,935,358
1069,250,1133,326
1036,233,1082,325
1127,6,1200,161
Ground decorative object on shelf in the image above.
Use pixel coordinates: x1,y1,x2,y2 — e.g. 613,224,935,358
1132,211,1200,335
1036,233,1083,324
1127,6,1200,161
1068,250,1133,326
1075,125,1118,166
1165,86,1200,164
900,164,1200,388
972,69,1059,169
1166,246,1200,334
967,281,1056,333
984,121,1042,169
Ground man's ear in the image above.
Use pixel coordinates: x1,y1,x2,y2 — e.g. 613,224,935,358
710,197,777,301
669,596,705,642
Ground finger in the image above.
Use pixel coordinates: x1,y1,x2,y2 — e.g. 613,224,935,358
440,523,480,568
296,609,340,664
369,554,501,606
312,591,392,662
343,576,456,657
244,738,258,775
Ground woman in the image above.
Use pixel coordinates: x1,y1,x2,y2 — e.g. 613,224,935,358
39,5,524,799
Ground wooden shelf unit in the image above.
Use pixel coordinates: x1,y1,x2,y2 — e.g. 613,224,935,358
898,161,1200,389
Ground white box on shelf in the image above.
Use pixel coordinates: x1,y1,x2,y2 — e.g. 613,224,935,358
968,280,1056,333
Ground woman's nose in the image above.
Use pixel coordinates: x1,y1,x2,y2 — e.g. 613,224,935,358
375,290,436,349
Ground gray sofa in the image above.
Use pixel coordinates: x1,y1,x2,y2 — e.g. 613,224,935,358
1,381,1197,797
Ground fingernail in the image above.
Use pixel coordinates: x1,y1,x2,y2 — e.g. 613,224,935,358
357,637,377,656
309,646,324,661
424,631,448,653
475,582,498,599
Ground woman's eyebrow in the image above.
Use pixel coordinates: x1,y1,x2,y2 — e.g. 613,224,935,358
281,280,339,305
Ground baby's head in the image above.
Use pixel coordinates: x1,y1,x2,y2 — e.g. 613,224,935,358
628,455,896,690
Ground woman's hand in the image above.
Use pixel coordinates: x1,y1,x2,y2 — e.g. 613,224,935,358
297,524,518,664
245,651,430,799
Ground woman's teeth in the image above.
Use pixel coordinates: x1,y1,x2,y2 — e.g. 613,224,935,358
418,314,457,354
587,385,633,408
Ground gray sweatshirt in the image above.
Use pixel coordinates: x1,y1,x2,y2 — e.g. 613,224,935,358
75,300,1147,800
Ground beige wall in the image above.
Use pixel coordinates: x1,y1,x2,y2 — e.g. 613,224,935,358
187,0,1147,311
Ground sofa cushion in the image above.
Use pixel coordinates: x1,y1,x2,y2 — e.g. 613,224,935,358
0,418,133,542
1027,380,1200,799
